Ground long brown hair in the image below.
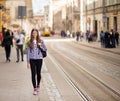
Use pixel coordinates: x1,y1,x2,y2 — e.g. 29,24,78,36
29,29,41,49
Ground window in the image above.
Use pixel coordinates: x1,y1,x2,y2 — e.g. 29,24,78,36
73,0,78,7
117,0,120,3
109,0,115,5
108,0,110,5
104,0,108,6
114,0,117,4
114,17,117,31
107,17,109,30
87,0,94,10
107,0,117,5
95,0,102,8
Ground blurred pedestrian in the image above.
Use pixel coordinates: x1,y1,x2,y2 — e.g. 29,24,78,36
21,29,25,36
67,30,70,37
86,30,89,41
100,30,105,47
72,32,75,38
0,32,3,45
61,30,66,37
14,29,25,62
26,29,47,95
2,29,13,62
76,30,80,41
51,30,55,36
110,29,116,48
115,31,119,46
88,31,93,42
104,31,111,48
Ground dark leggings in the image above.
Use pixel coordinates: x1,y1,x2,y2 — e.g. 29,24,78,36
5,46,11,60
30,59,43,88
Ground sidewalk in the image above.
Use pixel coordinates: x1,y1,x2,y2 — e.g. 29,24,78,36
74,38,120,55
0,47,81,101
0,47,50,101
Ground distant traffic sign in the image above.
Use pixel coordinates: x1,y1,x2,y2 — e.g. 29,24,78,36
18,6,26,19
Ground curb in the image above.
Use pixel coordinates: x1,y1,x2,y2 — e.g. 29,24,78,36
73,41,120,55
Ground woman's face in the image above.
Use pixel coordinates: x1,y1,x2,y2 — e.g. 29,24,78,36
32,30,38,39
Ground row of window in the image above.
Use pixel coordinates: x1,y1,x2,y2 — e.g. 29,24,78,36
84,0,120,10
105,0,120,6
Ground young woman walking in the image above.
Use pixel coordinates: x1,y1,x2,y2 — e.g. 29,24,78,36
27,29,47,95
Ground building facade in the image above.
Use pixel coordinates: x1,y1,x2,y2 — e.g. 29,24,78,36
81,0,120,39
53,0,80,34
25,0,33,18
6,0,25,30
0,0,33,35
0,0,7,32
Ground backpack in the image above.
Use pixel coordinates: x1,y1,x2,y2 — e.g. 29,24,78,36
40,48,47,58
40,40,47,58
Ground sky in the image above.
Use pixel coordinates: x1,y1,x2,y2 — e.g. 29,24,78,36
32,0,69,16
32,0,50,15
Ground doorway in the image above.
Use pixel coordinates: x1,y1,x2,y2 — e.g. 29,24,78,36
93,20,98,38
107,17,109,31
114,16,117,31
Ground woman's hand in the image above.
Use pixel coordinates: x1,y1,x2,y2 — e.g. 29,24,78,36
27,62,30,69
38,42,42,48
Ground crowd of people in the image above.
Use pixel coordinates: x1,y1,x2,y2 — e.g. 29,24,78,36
86,30,97,42
60,29,119,48
60,30,83,40
100,29,119,48
1,29,25,62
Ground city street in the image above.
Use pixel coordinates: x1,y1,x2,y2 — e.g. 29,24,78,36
0,0,120,101
0,36,120,101
45,37,120,101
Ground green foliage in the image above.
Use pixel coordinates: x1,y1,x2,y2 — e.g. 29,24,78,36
23,37,30,54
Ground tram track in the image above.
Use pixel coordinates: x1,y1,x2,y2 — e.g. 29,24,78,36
56,42,120,81
48,53,91,101
68,42,120,67
46,42,120,101
65,42,120,81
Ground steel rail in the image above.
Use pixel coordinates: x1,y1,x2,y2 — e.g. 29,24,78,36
51,44,120,98
48,53,91,101
67,42,120,67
